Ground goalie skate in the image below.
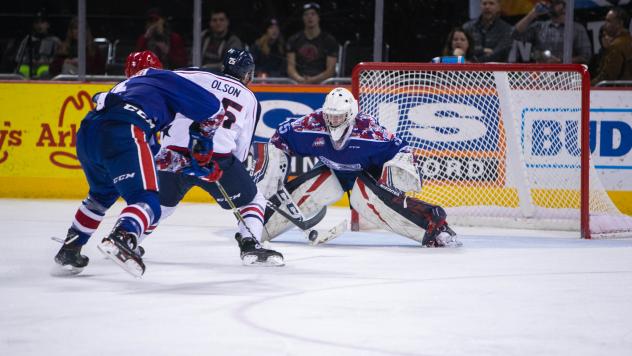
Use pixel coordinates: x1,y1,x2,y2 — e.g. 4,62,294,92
97,228,146,278
235,233,284,266
422,224,462,248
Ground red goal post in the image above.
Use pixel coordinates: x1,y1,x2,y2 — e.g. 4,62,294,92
351,62,632,239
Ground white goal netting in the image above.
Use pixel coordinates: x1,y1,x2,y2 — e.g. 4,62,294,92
353,63,632,238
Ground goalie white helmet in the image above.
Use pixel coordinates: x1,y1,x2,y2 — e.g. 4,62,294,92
322,87,358,150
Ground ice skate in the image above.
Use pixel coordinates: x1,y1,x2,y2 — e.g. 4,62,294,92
98,227,146,278
134,245,145,257
52,228,89,276
235,233,284,266
422,224,462,248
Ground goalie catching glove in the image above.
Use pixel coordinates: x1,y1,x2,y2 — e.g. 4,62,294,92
380,150,422,193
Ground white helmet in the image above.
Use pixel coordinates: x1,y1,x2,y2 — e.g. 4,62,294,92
322,87,358,150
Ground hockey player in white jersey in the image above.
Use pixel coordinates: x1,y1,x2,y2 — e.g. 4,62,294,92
139,48,284,265
254,87,461,248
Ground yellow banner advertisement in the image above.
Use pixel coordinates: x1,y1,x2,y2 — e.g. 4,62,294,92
0,83,103,198
0,82,217,202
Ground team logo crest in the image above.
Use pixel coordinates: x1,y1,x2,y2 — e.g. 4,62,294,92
312,137,325,147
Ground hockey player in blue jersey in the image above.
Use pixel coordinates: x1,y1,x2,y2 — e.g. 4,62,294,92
255,87,461,247
137,48,284,266
53,51,226,277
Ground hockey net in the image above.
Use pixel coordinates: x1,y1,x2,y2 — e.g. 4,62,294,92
352,62,632,238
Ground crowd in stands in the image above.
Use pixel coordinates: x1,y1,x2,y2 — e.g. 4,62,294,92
3,0,632,85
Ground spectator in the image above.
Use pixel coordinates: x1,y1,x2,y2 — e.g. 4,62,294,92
50,17,105,76
512,0,592,64
591,7,632,85
201,9,243,72
589,25,613,79
463,0,512,62
14,11,61,79
136,8,187,69
442,27,477,62
251,18,286,78
286,2,338,84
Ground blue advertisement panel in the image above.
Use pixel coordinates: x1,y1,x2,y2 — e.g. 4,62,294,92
249,86,632,188
252,87,335,143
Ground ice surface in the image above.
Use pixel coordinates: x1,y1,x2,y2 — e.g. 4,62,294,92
1,199,632,356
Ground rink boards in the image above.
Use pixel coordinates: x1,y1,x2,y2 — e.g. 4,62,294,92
0,81,630,214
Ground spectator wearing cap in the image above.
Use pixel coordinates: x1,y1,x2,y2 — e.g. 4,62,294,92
251,18,286,78
286,2,338,84
14,11,61,79
136,8,187,69
462,0,512,62
512,0,592,64
201,9,243,72
591,7,632,85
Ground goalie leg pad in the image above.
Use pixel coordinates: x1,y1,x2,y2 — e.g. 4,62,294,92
251,143,289,199
263,165,344,240
350,172,448,244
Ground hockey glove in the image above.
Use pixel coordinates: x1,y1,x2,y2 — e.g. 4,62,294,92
189,122,215,166
182,159,223,183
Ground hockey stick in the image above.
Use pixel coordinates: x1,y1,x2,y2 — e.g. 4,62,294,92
267,186,352,244
265,200,320,241
214,180,258,239
267,186,327,241
267,193,326,230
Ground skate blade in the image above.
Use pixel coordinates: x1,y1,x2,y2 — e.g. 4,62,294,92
445,241,463,248
50,264,84,277
97,240,145,278
437,235,463,248
241,254,285,267
50,236,65,244
423,241,463,248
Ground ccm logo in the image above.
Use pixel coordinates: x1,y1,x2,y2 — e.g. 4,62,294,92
113,172,136,183
123,104,155,129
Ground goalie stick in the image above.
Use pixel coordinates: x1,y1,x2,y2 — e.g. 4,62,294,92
267,189,326,229
267,186,349,245
266,201,321,241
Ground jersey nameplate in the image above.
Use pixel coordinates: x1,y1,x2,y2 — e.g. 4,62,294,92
211,80,242,98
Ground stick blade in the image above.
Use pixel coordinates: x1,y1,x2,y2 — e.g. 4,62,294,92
310,219,348,246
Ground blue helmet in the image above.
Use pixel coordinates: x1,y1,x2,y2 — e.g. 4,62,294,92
222,48,255,83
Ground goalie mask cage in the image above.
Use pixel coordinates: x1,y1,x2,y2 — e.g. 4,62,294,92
351,62,632,239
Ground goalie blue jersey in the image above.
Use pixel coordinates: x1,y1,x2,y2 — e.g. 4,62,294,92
271,111,409,189
92,68,221,134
